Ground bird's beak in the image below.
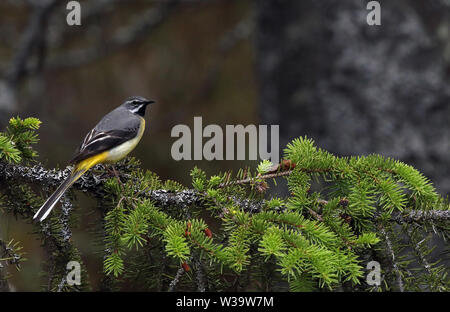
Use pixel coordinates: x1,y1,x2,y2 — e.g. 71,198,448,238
145,100,155,106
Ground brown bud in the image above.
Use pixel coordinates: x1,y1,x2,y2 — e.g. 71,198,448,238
204,228,212,238
182,262,190,272
281,159,296,170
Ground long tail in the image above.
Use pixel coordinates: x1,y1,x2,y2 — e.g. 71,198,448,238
33,167,88,222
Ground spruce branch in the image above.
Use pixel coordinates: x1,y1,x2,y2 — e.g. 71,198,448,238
406,227,432,275
168,266,185,292
380,225,404,292
396,210,450,223
218,169,294,187
2,132,449,291
1,160,448,224
192,255,207,292
37,194,88,291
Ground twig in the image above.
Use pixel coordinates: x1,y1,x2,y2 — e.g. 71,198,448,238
380,225,404,292
192,255,206,292
218,170,293,188
396,210,450,223
307,207,323,221
0,237,23,292
406,227,432,274
168,266,185,292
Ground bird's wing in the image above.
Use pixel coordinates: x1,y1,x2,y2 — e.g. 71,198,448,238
69,108,141,164
69,128,138,164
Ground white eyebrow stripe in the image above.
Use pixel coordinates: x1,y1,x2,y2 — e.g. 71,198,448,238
129,105,143,113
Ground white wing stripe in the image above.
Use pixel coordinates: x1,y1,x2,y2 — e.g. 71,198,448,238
83,136,110,147
80,131,110,151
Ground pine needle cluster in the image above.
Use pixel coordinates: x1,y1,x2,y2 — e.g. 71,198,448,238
0,117,41,163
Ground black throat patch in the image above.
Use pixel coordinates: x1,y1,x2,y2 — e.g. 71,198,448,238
135,105,147,117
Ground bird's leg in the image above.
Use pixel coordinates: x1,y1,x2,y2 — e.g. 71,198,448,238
105,164,115,178
106,164,125,192
111,165,119,179
113,165,126,192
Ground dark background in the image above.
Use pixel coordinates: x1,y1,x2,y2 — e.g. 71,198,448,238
0,0,449,291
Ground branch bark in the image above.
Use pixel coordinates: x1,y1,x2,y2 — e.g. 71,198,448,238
380,225,404,292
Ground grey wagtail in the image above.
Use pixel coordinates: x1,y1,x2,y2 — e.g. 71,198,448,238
33,96,154,222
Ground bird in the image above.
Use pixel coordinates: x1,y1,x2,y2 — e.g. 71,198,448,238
33,96,155,222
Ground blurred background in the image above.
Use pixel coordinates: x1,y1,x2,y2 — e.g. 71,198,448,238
0,0,449,291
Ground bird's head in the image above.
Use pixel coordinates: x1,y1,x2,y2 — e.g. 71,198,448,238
124,96,155,116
